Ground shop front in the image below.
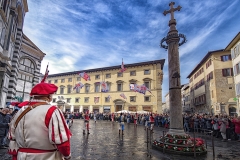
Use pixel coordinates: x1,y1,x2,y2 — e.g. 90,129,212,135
129,106,137,112
93,106,100,113
142,106,152,112
103,106,111,113
83,106,89,113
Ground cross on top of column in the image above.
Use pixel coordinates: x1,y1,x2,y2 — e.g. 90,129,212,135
163,2,182,21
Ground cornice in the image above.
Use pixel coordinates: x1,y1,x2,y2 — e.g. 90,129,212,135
22,44,45,58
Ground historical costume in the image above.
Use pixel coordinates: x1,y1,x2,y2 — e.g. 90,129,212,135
8,77,71,160
111,113,115,123
149,113,155,132
83,110,90,134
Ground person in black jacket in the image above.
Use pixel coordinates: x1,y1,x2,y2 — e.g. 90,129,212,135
0,108,10,149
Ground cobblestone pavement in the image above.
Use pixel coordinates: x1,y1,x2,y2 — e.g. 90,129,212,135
1,120,240,160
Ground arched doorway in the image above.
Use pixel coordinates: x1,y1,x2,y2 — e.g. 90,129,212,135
113,99,125,112
229,106,236,116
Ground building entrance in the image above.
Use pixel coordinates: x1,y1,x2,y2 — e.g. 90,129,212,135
116,105,122,112
229,107,236,116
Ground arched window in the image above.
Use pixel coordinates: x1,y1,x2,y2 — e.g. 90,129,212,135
0,21,6,46
2,0,9,13
19,58,35,74
60,85,65,94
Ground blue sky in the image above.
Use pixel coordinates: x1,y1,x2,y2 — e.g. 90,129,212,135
23,0,240,101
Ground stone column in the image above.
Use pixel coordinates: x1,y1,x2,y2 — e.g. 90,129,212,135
161,2,186,135
89,105,93,112
63,105,66,112
70,105,74,112
80,105,83,112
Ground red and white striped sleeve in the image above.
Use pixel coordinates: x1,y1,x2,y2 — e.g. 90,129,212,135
45,106,72,157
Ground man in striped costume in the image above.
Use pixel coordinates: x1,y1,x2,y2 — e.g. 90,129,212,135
8,82,72,160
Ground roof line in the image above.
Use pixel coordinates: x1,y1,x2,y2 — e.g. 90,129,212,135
47,59,165,77
186,49,224,78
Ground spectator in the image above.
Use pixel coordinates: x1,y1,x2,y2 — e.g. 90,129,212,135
0,108,9,149
232,116,240,142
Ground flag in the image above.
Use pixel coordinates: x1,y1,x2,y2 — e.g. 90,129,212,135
119,58,127,73
79,72,91,81
120,93,127,99
94,97,99,104
41,64,49,83
139,84,147,95
73,82,84,90
129,84,135,90
101,81,108,92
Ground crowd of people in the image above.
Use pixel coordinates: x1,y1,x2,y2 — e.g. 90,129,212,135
0,107,18,149
63,111,240,143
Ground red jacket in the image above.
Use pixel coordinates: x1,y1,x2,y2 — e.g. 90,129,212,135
232,119,240,134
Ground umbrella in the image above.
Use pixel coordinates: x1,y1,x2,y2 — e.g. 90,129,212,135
137,110,149,114
115,110,130,114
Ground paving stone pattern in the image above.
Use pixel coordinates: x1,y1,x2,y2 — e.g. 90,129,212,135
0,120,240,160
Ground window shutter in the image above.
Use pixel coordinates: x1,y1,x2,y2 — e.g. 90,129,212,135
231,49,235,59
233,65,236,76
231,68,233,76
229,54,232,60
222,69,225,77
221,56,223,61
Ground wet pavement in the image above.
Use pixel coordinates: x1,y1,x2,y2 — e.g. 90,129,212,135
1,120,240,160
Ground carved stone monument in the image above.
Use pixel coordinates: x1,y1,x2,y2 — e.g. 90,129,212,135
162,1,186,135
152,2,206,155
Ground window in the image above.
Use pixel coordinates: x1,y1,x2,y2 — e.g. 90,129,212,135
77,77,81,81
222,68,233,77
95,83,100,92
211,90,214,98
95,75,100,79
144,69,150,75
54,79,58,83
48,80,51,83
67,98,71,103
105,97,110,102
190,78,193,83
106,82,111,91
75,98,79,103
130,71,136,76
207,72,213,81
60,87,64,94
130,96,136,102
144,96,151,102
53,98,56,103
117,83,123,91
61,79,65,83
0,27,5,46
85,84,90,93
2,0,9,13
68,78,72,82
84,97,89,103
144,81,150,89
106,73,111,78
206,59,212,69
221,55,231,62
19,58,35,74
67,85,72,93
76,87,80,93
117,72,123,77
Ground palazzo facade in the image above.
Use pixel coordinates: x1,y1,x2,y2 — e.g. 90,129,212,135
47,59,165,114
